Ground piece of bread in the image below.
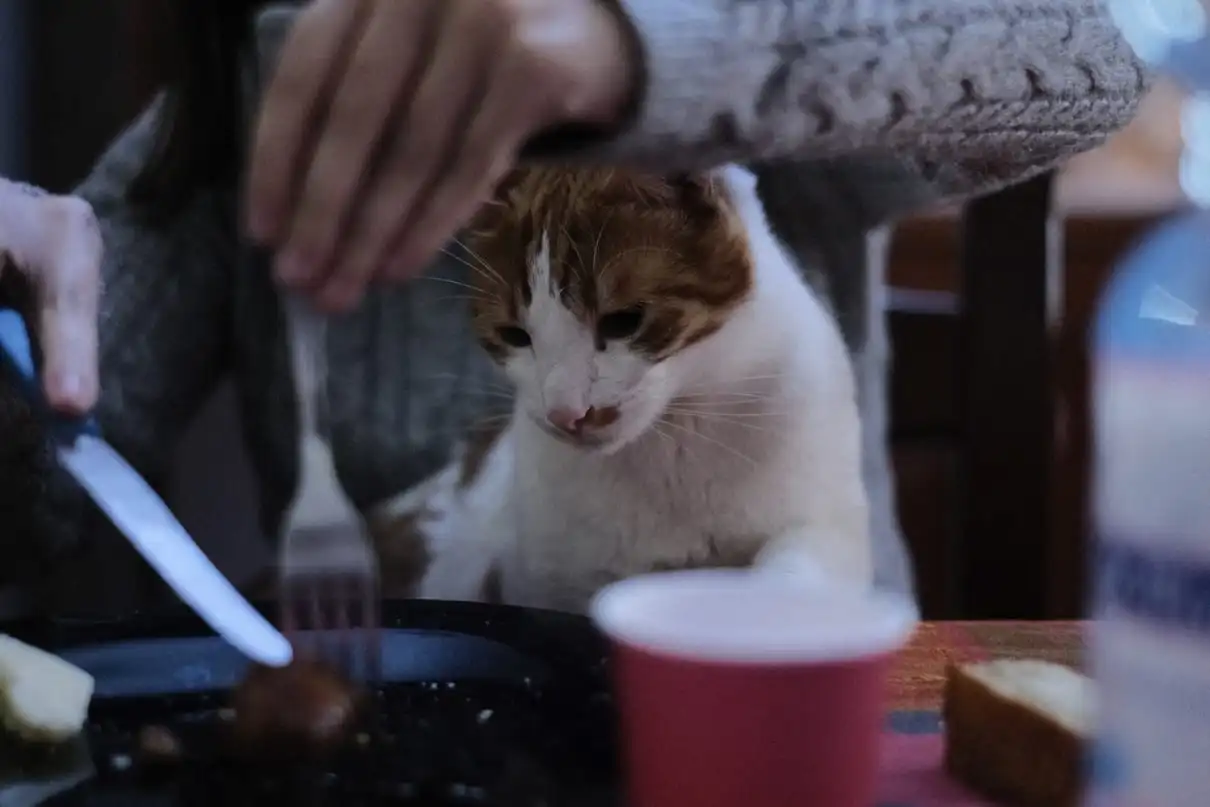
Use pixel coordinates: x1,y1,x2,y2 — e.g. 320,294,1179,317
0,634,94,744
943,659,1094,807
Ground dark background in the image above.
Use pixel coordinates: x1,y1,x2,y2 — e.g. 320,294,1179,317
18,1,268,614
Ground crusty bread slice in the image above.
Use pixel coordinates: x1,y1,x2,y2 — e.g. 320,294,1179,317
943,659,1093,807
0,635,94,744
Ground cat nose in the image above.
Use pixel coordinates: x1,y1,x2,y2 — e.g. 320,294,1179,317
546,407,589,435
546,406,620,435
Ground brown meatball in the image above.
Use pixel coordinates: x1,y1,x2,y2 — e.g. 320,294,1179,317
230,660,362,759
136,725,183,764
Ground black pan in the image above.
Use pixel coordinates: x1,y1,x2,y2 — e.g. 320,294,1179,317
0,600,620,807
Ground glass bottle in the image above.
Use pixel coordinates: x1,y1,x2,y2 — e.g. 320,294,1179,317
1091,2,1210,804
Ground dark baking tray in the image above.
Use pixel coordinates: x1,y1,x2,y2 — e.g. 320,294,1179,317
0,600,619,807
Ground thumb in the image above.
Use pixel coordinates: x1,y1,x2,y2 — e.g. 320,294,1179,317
0,180,54,270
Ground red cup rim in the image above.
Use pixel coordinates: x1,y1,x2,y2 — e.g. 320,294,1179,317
590,569,918,665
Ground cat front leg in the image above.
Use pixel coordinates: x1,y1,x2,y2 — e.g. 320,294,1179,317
365,462,501,602
415,532,504,603
753,524,873,592
367,500,503,602
365,493,444,600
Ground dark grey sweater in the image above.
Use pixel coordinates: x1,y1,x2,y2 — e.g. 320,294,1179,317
1,0,1144,600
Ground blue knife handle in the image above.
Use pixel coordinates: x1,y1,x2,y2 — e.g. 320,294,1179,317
0,306,100,445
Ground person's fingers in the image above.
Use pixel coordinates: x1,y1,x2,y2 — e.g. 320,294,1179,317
315,10,491,311
244,0,368,245
275,0,438,290
380,160,513,288
380,63,530,282
36,197,102,413
0,181,51,270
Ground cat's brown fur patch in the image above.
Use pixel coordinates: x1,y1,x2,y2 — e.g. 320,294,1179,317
369,421,506,598
480,566,504,604
467,169,754,362
366,508,432,598
459,418,508,488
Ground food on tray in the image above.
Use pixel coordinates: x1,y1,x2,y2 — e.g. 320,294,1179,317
231,659,363,758
0,634,94,745
943,659,1093,807
136,724,184,764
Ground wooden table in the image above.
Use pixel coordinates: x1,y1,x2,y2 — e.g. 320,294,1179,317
876,621,1083,806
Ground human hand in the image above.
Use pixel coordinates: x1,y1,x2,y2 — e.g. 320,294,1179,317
245,0,636,312
0,180,101,413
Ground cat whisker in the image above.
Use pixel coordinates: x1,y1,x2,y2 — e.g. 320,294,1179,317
473,412,515,424
590,214,613,279
459,391,517,401
669,399,775,411
431,386,515,401
561,223,588,271
420,274,489,295
666,396,779,408
663,407,789,420
670,392,772,403
656,417,758,468
664,406,781,423
662,411,779,436
421,371,512,387
674,387,770,395
652,419,705,463
677,375,788,394
679,373,790,390
441,249,506,294
448,239,505,287
418,373,510,386
416,375,516,399
650,423,676,449
438,246,499,287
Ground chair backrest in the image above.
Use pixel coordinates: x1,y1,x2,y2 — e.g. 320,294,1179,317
889,173,1058,620
956,174,1058,619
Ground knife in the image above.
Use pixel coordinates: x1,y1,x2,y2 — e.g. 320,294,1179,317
0,308,291,668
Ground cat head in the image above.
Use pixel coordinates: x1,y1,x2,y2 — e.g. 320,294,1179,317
465,168,754,453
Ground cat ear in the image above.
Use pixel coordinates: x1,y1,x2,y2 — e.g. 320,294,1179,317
666,173,731,223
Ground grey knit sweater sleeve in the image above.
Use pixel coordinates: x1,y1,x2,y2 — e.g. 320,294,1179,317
256,0,1144,223
0,101,236,581
77,100,235,481
587,0,1146,224
0,102,238,580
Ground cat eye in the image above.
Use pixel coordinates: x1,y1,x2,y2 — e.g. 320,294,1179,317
497,326,532,348
597,308,645,342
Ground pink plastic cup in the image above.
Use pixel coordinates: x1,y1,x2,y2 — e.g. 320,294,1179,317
590,569,918,807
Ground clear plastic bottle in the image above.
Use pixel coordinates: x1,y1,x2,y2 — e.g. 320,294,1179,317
1090,2,1210,804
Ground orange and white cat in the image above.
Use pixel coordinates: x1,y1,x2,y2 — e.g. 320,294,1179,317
368,165,870,614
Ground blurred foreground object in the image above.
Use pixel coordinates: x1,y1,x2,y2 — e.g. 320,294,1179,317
1090,3,1210,806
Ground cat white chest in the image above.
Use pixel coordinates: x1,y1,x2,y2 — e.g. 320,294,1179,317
499,418,812,612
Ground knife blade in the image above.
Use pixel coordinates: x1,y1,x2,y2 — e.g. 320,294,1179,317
0,308,291,668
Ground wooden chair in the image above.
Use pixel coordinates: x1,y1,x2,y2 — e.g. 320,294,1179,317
888,172,1178,621
890,174,1059,620
956,176,1059,619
